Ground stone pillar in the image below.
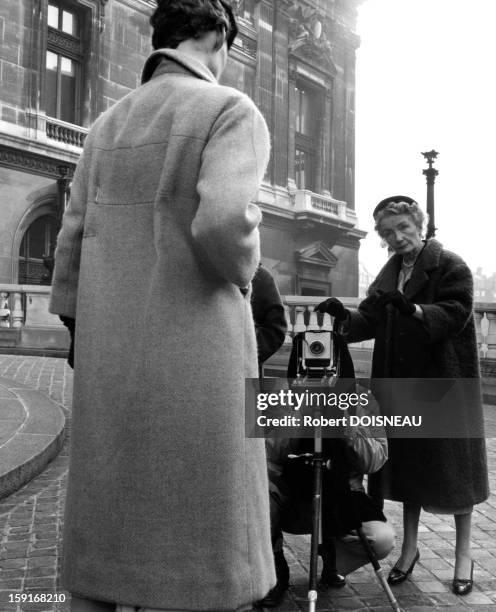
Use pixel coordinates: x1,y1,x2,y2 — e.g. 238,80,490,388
272,3,290,189
287,67,298,192
321,87,333,196
256,1,274,183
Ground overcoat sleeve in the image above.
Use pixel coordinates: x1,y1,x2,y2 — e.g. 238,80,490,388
192,95,270,288
420,258,474,344
345,293,381,343
49,140,92,318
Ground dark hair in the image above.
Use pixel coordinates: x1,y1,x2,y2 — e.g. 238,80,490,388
150,0,238,51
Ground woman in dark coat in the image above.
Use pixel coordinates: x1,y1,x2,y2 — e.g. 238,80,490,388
316,195,488,596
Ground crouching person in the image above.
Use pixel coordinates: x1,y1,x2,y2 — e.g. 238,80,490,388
260,388,395,608
319,393,395,584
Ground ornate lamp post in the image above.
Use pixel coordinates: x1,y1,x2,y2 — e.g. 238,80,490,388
421,150,439,239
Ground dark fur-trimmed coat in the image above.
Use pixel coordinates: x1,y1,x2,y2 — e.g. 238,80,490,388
347,239,489,508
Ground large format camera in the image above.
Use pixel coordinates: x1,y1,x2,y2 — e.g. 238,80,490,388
300,330,333,378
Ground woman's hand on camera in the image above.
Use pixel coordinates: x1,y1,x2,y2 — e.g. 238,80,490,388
375,289,416,316
314,297,349,321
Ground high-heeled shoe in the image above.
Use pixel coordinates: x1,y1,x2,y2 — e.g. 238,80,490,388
452,559,474,596
387,549,420,585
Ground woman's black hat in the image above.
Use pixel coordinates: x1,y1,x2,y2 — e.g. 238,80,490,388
373,195,417,218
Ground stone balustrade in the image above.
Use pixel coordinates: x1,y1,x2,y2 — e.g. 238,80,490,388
0,284,61,329
46,117,88,148
291,190,348,221
0,285,495,371
281,296,496,360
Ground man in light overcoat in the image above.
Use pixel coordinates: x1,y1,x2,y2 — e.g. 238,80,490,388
50,1,275,610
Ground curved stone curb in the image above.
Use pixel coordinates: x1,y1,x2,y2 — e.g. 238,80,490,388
0,376,66,500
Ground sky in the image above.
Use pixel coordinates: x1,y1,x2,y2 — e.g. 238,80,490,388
354,0,496,276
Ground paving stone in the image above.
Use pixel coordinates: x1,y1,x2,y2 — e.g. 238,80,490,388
430,569,455,581
427,592,468,606
31,541,57,549
26,556,57,569
24,566,56,578
5,534,30,543
421,558,454,571
317,595,364,610
27,549,56,558
0,581,22,590
22,579,55,589
0,559,26,570
415,580,450,594
454,589,495,605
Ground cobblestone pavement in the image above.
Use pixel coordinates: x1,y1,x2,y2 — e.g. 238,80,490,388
0,355,496,612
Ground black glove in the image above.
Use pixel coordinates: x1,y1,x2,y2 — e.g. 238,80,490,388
59,316,75,369
314,297,349,321
375,290,416,316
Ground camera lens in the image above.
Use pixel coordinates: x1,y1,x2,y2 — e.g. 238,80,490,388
309,341,325,355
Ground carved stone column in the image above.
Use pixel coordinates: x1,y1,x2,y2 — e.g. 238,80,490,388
322,87,333,196
287,67,298,192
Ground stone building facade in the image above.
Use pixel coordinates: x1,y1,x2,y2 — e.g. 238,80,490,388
0,0,365,297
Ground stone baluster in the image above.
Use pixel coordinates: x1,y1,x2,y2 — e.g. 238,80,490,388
293,306,307,334
283,303,293,344
321,312,333,331
480,312,489,358
307,305,319,331
11,293,24,328
0,291,10,327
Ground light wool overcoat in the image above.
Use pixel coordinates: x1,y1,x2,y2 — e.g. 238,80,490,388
50,49,275,610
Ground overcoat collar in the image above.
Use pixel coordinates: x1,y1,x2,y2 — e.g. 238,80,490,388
141,49,217,85
369,238,444,298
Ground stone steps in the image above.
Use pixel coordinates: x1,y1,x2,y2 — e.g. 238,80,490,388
0,376,66,500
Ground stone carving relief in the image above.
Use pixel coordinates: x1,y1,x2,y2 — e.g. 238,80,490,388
286,1,336,72
230,0,260,19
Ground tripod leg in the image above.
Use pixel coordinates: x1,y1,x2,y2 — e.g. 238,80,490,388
356,527,402,612
308,427,323,612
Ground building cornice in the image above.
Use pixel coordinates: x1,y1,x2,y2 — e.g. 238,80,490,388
115,0,156,15
0,130,79,178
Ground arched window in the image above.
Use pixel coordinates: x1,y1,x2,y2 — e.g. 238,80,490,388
18,215,60,285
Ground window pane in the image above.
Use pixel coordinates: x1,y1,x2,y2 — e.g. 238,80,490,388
60,63,76,123
46,50,58,71
301,91,311,135
48,4,59,29
19,234,28,259
295,149,306,189
296,85,321,137
62,10,76,36
60,56,74,76
295,87,302,133
27,217,51,259
45,51,58,118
